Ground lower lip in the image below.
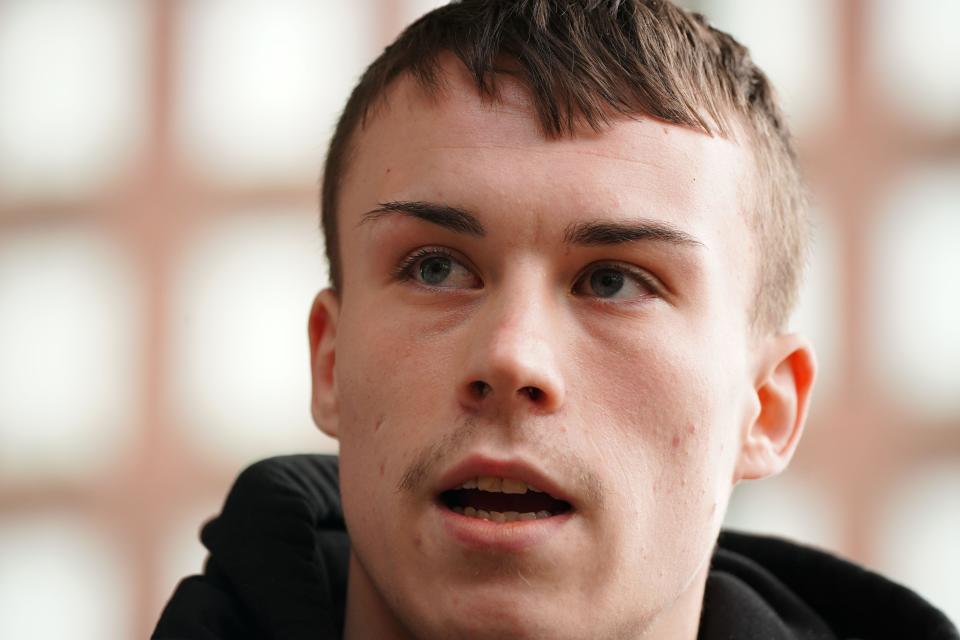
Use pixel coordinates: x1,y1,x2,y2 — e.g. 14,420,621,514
435,503,574,552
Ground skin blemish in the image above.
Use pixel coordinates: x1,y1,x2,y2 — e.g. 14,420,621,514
379,461,385,478
374,415,385,433
671,434,681,449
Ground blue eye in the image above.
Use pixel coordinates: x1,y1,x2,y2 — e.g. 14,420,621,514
589,268,625,298
419,256,452,285
397,248,481,290
574,262,659,301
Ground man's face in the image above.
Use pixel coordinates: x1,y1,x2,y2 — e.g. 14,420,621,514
315,60,767,639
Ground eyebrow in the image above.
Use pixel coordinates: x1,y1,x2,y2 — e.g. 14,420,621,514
361,201,486,237
562,219,705,248
360,200,704,249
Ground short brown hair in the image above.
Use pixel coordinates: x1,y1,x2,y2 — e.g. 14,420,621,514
321,0,808,333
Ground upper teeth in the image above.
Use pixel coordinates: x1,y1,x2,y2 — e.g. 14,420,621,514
460,476,543,494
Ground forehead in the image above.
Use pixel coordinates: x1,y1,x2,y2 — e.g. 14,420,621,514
340,57,754,279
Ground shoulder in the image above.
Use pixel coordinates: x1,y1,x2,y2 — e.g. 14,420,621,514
705,530,959,640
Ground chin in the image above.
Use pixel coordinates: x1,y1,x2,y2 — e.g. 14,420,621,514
409,609,578,640
397,584,626,640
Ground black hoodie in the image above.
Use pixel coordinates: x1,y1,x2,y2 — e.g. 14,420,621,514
153,455,958,640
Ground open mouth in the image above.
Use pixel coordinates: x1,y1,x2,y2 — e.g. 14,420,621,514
439,476,573,522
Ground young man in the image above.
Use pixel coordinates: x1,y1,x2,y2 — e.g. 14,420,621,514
155,2,958,638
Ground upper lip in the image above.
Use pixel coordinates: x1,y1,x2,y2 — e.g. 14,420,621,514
435,454,575,507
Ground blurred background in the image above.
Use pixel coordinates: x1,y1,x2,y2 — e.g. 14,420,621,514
0,0,957,637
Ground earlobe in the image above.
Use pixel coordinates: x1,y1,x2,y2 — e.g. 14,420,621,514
309,288,341,438
735,334,817,482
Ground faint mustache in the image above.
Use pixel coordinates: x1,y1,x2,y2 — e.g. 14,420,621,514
396,418,605,505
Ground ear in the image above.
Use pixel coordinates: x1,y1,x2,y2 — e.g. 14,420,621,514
735,333,817,481
308,288,341,438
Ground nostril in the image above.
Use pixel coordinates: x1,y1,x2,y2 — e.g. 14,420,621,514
470,380,491,398
520,386,542,402
467,382,548,404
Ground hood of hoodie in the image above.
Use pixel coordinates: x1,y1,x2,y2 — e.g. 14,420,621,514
153,455,958,640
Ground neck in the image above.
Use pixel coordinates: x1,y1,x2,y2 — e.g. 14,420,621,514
635,563,708,640
343,552,412,640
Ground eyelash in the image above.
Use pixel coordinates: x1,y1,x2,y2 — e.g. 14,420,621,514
573,262,663,300
393,247,664,300
393,246,467,284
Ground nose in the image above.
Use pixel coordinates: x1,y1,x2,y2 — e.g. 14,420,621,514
457,286,566,415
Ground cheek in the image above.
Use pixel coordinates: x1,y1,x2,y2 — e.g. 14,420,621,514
583,336,710,440
579,329,740,507
333,311,451,485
